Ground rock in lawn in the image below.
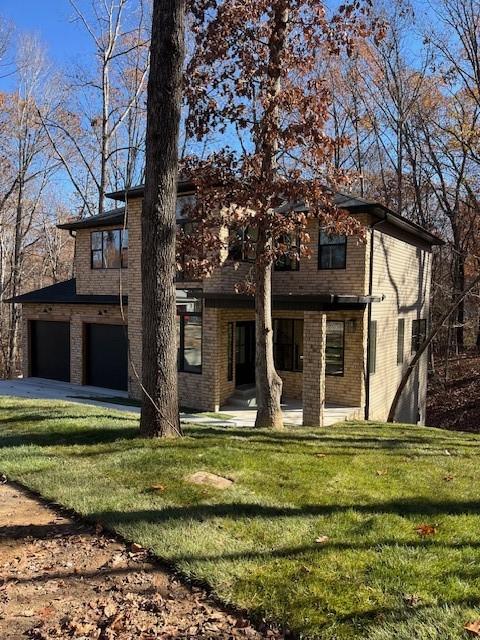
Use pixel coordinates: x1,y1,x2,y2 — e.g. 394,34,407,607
186,471,234,489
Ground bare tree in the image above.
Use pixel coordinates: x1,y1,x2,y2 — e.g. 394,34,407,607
41,0,150,216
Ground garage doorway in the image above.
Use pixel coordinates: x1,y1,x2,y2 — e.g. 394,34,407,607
85,323,128,391
30,320,70,382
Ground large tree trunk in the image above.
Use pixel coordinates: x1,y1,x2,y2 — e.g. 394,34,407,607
139,0,185,438
254,228,283,429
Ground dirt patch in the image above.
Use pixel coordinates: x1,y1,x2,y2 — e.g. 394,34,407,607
0,483,282,639
427,353,480,433
186,471,234,489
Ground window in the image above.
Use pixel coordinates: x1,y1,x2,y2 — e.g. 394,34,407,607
227,322,234,381
228,226,257,262
273,319,303,372
275,234,300,271
176,289,202,374
326,321,345,376
176,221,201,282
368,320,377,375
318,231,346,270
91,229,128,269
411,319,427,354
397,318,405,365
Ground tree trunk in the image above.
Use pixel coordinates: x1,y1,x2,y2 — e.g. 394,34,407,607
254,228,283,429
139,0,185,438
453,250,465,351
7,177,24,378
253,3,288,429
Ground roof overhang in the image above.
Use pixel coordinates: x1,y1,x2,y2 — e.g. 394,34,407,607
6,279,128,306
203,292,383,311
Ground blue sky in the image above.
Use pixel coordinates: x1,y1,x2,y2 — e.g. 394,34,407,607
1,0,93,62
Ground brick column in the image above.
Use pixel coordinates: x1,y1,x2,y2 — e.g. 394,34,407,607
302,312,326,427
127,198,143,399
201,307,222,411
70,315,83,384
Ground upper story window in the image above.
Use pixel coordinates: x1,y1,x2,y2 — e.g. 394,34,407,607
91,229,128,269
318,231,346,270
274,234,300,272
228,227,257,262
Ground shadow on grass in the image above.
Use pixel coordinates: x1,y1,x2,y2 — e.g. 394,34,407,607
91,496,480,532
0,425,138,448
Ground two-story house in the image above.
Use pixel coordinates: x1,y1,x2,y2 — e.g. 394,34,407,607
10,182,442,425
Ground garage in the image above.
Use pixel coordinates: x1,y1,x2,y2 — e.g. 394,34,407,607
30,320,71,382
85,323,128,391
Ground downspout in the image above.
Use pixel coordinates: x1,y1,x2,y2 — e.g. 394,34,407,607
69,230,77,281
365,215,387,420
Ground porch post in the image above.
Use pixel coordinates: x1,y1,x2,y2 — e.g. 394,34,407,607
302,312,326,427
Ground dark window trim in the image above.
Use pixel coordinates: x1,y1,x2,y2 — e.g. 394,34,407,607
177,312,203,375
318,231,347,271
273,318,304,372
411,318,427,354
397,318,405,365
326,320,345,377
227,322,234,381
227,226,257,263
91,229,128,270
274,234,300,272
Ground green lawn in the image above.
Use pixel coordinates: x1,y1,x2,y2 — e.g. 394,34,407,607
1,397,480,639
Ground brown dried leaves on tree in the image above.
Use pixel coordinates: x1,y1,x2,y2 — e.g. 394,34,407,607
178,0,385,428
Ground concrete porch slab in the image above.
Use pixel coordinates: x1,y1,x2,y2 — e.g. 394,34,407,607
0,378,360,428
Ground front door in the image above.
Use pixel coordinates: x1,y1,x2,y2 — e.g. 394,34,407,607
235,321,255,386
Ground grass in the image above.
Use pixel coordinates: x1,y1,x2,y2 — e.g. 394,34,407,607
1,397,480,639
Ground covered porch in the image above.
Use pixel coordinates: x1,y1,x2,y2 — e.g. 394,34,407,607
202,294,372,427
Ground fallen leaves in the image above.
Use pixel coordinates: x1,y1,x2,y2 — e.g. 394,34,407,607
315,536,329,545
444,473,455,482
414,524,438,537
465,620,480,636
376,469,388,476
150,483,166,492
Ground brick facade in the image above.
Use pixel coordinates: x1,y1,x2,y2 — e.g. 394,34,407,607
20,196,434,425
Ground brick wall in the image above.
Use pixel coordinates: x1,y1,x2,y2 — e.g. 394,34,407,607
21,303,128,386
57,195,433,423
75,226,129,296
367,224,432,423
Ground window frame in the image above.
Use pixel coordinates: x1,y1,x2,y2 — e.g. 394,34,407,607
176,289,203,375
228,226,257,263
397,318,405,365
411,319,427,354
227,322,234,382
274,234,300,272
318,231,347,270
273,318,304,372
90,229,128,270
326,320,345,377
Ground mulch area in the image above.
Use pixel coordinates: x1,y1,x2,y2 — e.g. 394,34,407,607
427,352,480,433
0,482,284,640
